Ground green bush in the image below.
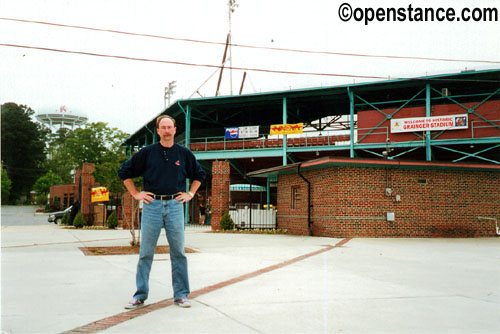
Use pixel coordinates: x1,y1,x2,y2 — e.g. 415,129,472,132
106,211,119,229
62,211,70,225
219,210,235,230
35,193,48,206
73,212,86,228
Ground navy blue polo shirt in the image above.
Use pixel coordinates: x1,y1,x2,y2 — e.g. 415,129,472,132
118,143,206,195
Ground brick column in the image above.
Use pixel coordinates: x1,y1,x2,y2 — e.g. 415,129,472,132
80,163,96,223
211,161,230,230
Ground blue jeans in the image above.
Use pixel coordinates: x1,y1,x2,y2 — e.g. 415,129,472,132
133,199,189,301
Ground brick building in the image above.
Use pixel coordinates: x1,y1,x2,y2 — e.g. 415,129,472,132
49,163,97,221
248,157,500,238
119,69,500,233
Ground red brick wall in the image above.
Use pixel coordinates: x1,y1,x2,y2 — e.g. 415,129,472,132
50,184,78,210
80,163,96,222
277,166,500,238
211,161,230,230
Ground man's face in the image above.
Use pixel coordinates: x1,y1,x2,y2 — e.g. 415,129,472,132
157,118,176,141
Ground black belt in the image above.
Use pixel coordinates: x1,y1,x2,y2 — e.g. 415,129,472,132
153,194,178,200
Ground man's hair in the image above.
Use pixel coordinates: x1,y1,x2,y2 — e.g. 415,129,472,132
156,115,176,128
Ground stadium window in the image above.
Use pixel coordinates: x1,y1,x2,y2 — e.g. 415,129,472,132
292,185,301,209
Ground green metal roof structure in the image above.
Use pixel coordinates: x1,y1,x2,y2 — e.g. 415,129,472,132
122,69,500,173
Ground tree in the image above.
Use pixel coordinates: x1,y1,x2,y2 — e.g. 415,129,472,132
63,122,128,165
33,170,64,195
44,122,128,183
1,103,48,202
1,164,12,203
44,128,74,184
93,160,128,195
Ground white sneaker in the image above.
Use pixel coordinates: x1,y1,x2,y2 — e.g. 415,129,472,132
125,298,145,309
174,298,191,308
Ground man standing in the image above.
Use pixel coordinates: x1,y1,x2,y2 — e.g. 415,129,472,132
118,115,205,309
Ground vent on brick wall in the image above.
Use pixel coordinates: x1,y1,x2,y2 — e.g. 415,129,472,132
417,179,428,184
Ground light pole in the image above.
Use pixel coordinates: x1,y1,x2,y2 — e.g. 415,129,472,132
228,0,238,95
164,80,177,109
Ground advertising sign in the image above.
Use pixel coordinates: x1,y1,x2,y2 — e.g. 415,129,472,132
91,187,109,203
225,126,259,139
270,123,303,135
238,126,259,139
390,114,468,133
225,127,239,139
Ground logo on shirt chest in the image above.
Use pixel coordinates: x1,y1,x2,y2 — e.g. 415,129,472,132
175,160,180,166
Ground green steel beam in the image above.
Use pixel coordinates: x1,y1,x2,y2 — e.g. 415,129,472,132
266,177,270,210
185,104,192,226
361,149,385,158
356,87,426,144
426,84,432,161
194,148,284,160
389,146,421,159
283,97,288,166
430,88,500,142
355,94,386,116
198,160,212,176
287,145,351,153
431,86,500,132
354,92,499,108
435,145,500,164
430,87,471,111
145,124,157,144
430,137,500,146
177,102,186,115
348,87,355,158
228,159,246,179
469,87,500,113
192,136,500,160
452,144,500,163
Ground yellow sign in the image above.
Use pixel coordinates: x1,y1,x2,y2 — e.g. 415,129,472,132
270,123,303,135
91,187,109,203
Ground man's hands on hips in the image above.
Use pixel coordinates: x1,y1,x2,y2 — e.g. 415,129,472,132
133,191,155,204
176,192,193,203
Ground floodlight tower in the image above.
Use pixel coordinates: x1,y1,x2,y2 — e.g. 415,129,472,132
164,80,177,108
228,0,238,95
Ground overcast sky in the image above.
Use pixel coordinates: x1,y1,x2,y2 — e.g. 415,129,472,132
1,0,499,135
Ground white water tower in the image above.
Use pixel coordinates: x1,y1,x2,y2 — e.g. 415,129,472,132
36,105,88,130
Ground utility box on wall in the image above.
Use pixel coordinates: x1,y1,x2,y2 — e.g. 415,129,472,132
387,212,395,221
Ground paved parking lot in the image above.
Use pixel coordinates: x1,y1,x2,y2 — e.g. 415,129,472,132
1,206,500,333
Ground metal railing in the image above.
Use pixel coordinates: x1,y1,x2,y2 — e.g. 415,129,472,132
471,119,500,138
187,120,500,152
230,208,277,229
189,129,353,152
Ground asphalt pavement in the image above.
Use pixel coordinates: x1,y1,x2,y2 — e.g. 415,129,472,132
1,205,500,333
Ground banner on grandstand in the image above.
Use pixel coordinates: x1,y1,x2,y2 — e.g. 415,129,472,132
270,123,303,135
390,114,468,133
225,126,259,139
